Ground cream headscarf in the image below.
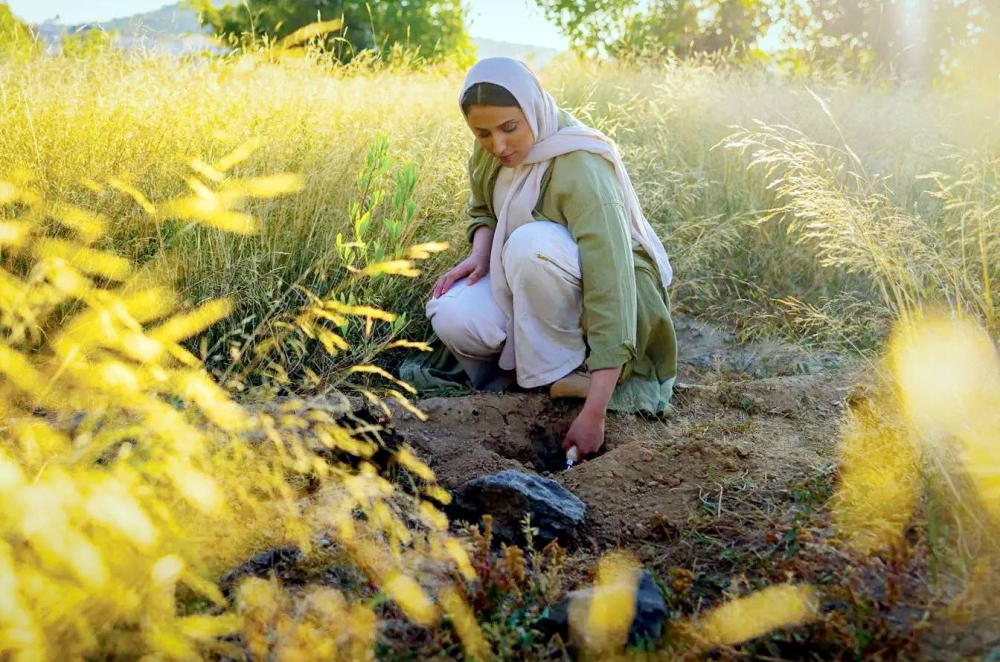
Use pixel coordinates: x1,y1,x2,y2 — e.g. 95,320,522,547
461,57,673,371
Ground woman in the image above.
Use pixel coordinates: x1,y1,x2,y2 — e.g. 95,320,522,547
426,57,677,459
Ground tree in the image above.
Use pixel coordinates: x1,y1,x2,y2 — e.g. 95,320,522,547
535,0,999,82
0,4,37,58
61,28,116,59
188,0,472,63
533,0,775,57
960,2,1000,82
774,0,1000,80
779,0,971,78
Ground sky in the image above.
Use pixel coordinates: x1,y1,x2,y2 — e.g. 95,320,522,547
4,0,571,49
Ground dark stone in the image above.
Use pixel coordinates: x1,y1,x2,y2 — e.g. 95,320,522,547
319,406,404,470
218,546,304,597
321,563,369,595
886,606,928,637
449,470,586,545
536,570,668,648
307,407,449,507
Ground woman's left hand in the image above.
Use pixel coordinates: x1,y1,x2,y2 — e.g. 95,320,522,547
562,406,606,458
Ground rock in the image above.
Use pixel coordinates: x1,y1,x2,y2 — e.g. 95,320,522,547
218,547,304,597
448,470,586,545
886,605,927,637
321,564,368,594
536,569,668,648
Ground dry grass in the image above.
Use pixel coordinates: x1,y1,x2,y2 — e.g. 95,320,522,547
1,46,1000,660
4,51,998,367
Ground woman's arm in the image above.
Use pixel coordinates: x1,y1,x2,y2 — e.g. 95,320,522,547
552,156,638,374
552,153,639,457
433,226,493,298
436,147,497,298
584,367,623,414
471,225,494,258
465,146,498,243
562,365,623,457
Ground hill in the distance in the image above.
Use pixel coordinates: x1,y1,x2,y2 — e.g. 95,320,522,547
31,2,219,56
472,37,561,68
91,2,206,35
30,2,564,65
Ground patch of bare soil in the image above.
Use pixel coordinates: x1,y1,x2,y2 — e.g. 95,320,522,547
385,318,996,658
393,316,856,549
234,316,995,659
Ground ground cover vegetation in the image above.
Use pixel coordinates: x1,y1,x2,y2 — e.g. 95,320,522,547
0,0,999,659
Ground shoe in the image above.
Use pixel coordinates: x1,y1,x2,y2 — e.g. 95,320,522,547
549,371,591,400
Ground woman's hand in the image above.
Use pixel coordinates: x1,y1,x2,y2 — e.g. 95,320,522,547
433,227,494,298
433,252,489,298
562,406,606,457
561,366,623,459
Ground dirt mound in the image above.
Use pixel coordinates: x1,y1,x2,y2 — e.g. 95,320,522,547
399,395,579,488
393,316,855,549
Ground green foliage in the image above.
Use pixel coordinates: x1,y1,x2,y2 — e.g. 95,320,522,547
187,0,472,64
534,0,1000,81
230,136,446,394
0,3,37,58
533,0,777,57
780,0,1000,80
725,106,1000,337
60,28,116,59
0,147,475,661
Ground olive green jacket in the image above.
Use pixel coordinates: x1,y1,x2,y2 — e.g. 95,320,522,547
464,112,678,414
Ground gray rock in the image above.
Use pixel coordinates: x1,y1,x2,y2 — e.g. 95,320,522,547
536,570,668,648
449,470,586,545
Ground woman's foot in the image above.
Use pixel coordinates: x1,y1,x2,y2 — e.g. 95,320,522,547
549,371,591,400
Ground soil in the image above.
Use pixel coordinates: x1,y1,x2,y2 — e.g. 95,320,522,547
242,316,997,659
393,315,856,550
378,317,1000,659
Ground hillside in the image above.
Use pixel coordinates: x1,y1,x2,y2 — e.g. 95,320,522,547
92,2,206,35
471,37,561,67
30,2,217,56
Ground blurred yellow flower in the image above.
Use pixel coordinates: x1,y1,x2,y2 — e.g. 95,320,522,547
695,584,819,649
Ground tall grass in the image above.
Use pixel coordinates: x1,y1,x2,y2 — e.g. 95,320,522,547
2,44,1000,660
4,51,997,369
541,59,1000,345
0,141,478,659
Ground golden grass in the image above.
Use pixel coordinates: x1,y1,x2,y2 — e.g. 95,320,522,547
2,46,1000,660
4,51,998,365
0,90,477,658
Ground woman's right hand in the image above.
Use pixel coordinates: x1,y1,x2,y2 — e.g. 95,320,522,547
433,251,489,298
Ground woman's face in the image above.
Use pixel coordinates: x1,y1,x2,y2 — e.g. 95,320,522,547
465,104,534,168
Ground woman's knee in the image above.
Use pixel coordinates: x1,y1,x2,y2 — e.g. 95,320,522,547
503,222,570,268
502,222,581,287
429,298,471,346
426,283,506,357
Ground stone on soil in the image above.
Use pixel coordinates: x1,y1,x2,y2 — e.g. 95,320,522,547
536,569,668,648
218,546,304,596
449,470,586,545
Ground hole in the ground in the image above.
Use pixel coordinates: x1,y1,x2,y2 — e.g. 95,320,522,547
527,423,571,474
466,425,571,474
392,396,581,483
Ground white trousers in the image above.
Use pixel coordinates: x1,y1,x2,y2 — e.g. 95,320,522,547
426,222,586,390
